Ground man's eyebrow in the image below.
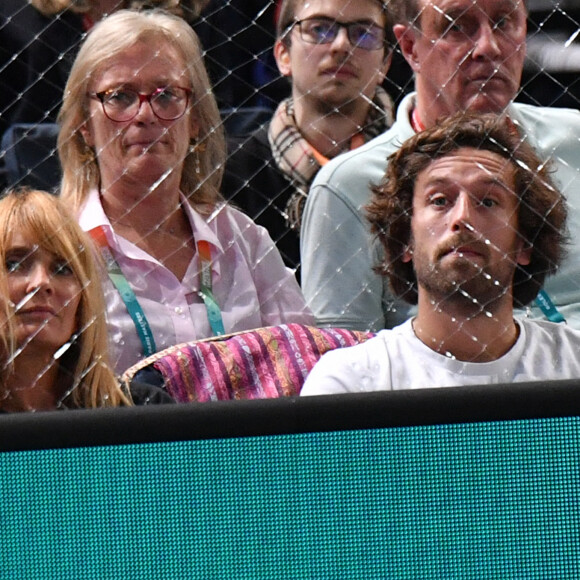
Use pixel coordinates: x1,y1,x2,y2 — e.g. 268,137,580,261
504,0,520,11
299,14,382,25
433,3,519,23
479,176,515,190
418,176,457,192
422,176,453,186
432,5,467,22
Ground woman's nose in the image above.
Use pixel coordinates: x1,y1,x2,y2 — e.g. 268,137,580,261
133,98,157,123
27,263,53,293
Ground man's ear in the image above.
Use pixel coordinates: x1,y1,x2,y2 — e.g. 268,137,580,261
402,243,414,263
394,23,421,73
516,243,532,267
274,39,292,77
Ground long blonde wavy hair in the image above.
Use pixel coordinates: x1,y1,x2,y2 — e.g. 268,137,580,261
0,189,132,409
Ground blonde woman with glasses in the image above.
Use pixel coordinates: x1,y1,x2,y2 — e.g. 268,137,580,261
58,10,313,374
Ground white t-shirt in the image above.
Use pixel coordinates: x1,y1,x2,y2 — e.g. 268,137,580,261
301,318,580,396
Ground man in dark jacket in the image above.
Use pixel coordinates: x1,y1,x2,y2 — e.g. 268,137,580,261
221,0,394,279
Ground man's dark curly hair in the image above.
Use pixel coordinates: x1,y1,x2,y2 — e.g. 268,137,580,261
366,113,568,307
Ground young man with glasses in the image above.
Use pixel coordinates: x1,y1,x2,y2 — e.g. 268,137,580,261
221,0,394,279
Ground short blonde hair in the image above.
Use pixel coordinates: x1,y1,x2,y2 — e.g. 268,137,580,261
0,189,131,408
58,9,225,214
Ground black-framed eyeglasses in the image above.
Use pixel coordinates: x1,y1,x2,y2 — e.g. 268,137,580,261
287,17,385,51
88,86,192,122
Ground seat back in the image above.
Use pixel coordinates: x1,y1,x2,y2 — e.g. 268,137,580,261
121,324,375,402
1,123,61,191
220,106,272,137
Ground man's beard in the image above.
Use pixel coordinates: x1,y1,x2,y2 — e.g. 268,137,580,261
413,235,517,316
312,93,360,118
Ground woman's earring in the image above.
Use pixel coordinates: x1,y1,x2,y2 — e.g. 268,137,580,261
81,140,97,182
189,140,205,175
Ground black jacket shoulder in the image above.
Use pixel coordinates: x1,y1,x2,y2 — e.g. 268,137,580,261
222,125,301,273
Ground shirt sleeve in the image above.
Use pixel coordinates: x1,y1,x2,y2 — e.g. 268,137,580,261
301,176,389,331
242,215,315,326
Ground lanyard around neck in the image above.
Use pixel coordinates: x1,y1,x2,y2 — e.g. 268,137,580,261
310,132,365,167
535,289,566,324
90,226,157,357
90,227,226,357
197,240,225,336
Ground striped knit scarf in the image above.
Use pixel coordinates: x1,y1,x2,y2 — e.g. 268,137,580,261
268,87,394,231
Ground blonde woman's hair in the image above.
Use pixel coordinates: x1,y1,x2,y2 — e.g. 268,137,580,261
58,9,225,214
30,0,209,20
0,189,132,408
0,270,14,397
